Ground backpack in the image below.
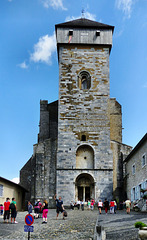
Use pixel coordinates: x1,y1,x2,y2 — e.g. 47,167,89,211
63,210,67,217
9,203,15,210
35,201,39,207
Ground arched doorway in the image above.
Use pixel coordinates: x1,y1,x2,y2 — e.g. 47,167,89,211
75,173,95,201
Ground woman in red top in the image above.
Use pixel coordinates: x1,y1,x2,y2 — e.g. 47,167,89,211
109,200,115,214
4,197,10,223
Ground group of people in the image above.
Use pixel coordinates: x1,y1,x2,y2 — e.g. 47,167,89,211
70,198,131,215
1,195,131,225
98,199,131,214
28,199,48,224
70,198,95,211
2,197,18,224
27,194,66,223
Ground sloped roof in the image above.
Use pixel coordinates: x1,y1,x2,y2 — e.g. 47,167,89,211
55,18,114,32
0,176,28,192
124,133,147,162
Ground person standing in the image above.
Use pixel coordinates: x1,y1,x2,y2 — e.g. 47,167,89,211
90,199,95,210
125,199,131,214
10,197,18,223
103,198,109,214
54,194,65,220
0,204,4,215
98,200,103,214
3,198,10,223
28,201,33,214
34,199,41,219
42,200,48,224
114,199,117,214
87,200,91,210
81,200,84,211
109,199,114,214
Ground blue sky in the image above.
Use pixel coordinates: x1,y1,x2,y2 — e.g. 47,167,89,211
0,0,147,183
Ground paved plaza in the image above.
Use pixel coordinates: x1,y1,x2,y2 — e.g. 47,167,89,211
0,209,147,240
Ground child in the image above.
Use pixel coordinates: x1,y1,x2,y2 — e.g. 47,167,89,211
0,204,4,215
28,201,33,214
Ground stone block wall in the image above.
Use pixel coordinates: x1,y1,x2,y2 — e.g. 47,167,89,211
56,44,114,202
20,138,57,208
57,45,113,168
108,98,122,143
38,100,58,143
111,140,132,201
20,156,36,209
56,169,113,205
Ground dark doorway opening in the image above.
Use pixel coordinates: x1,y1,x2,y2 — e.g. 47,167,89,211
85,187,90,201
78,187,83,201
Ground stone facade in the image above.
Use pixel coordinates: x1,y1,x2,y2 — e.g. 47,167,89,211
20,18,132,207
124,133,147,203
20,101,58,208
111,140,132,200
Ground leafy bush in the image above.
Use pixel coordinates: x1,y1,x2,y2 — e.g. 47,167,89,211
135,221,147,228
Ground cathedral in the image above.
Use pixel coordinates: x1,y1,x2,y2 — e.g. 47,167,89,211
20,18,132,208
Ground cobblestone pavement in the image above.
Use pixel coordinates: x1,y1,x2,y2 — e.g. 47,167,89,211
0,209,147,240
97,210,147,240
0,208,98,240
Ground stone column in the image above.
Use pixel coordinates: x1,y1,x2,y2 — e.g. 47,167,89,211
83,187,85,201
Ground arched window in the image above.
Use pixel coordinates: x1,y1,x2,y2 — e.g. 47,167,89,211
76,145,94,169
78,71,91,90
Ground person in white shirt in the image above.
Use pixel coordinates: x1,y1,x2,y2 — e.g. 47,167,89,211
76,199,81,210
98,200,103,214
125,199,131,214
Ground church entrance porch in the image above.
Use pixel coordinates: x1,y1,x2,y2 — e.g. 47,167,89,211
78,186,90,201
75,173,95,201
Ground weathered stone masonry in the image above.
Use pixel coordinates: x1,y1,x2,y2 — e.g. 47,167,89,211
57,44,113,203
20,18,132,207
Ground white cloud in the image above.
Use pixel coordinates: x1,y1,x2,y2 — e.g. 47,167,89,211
114,29,124,38
17,61,28,69
11,177,19,184
115,0,133,18
65,11,96,22
143,82,147,88
84,12,96,21
30,33,56,65
41,0,67,10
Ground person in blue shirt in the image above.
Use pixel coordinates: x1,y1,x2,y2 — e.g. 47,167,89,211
54,194,65,220
28,201,33,214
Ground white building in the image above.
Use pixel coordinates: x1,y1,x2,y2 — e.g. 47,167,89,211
124,133,147,210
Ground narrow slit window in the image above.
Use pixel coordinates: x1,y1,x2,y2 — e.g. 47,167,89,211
81,135,86,141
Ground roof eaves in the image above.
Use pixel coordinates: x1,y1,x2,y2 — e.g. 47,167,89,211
0,176,28,192
124,133,147,163
55,18,114,32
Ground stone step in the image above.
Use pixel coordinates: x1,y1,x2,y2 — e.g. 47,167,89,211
106,228,139,240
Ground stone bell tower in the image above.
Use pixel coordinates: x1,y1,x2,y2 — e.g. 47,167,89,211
55,18,114,204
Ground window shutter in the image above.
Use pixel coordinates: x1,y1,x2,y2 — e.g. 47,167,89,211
131,188,133,201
